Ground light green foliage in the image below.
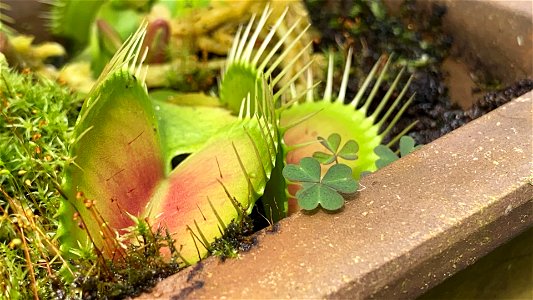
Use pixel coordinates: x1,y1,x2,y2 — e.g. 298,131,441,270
374,135,420,169
49,0,106,51
283,157,357,211
162,0,211,17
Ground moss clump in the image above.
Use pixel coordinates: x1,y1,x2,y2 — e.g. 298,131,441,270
210,214,257,261
66,226,181,299
0,54,81,299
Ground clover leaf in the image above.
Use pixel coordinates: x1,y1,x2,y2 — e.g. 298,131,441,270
313,133,358,164
375,136,421,169
374,145,398,169
282,157,358,211
399,135,418,157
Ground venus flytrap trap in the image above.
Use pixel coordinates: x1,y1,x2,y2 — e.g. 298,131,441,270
219,5,312,114
59,20,282,272
281,50,416,178
218,4,316,222
279,49,416,213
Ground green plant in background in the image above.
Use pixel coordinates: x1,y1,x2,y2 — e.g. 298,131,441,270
374,135,420,168
48,0,313,92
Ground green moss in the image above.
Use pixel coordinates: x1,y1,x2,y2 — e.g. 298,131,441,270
0,55,81,298
210,214,256,261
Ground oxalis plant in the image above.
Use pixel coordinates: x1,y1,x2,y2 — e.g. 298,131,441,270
283,134,359,211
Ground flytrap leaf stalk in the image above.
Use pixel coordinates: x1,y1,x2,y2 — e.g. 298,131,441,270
59,4,420,273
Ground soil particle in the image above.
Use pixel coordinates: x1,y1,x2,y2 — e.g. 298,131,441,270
266,222,281,234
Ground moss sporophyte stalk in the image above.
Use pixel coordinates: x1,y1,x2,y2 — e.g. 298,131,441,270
1,1,422,298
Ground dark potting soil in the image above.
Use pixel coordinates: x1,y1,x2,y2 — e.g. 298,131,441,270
402,78,533,145
304,0,533,146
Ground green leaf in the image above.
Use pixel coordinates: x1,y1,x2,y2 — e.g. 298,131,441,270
312,151,336,165
321,164,358,194
282,157,321,183
338,140,358,161
399,135,416,157
314,134,358,165
318,133,341,153
152,99,237,174
374,145,399,169
50,0,106,52
295,184,344,211
283,158,357,211
375,136,421,169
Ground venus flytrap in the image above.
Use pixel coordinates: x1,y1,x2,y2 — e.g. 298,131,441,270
219,4,313,114
217,5,316,221
59,22,282,270
1,3,423,296
281,50,416,181
218,8,417,215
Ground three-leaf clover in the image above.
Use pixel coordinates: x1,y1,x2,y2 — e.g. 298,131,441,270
375,136,421,169
282,157,358,211
313,133,358,164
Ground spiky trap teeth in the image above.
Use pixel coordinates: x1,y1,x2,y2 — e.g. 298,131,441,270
219,4,313,114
